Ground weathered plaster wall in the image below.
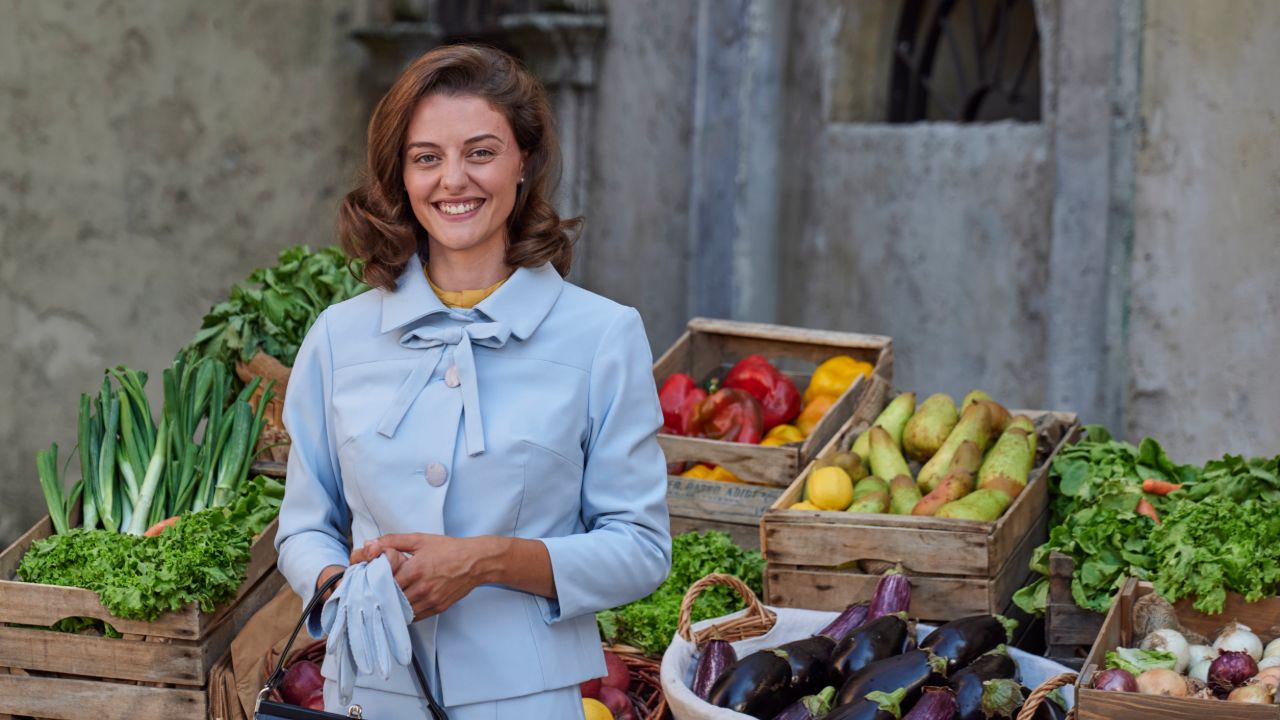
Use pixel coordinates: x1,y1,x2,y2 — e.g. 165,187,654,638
785,124,1054,405
0,2,367,545
1127,0,1280,462
580,0,697,352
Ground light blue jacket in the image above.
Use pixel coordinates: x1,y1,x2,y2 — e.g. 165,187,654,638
275,254,672,707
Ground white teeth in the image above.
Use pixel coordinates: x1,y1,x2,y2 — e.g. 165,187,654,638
437,200,481,216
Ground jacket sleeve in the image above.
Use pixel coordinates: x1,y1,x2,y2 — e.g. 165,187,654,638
273,311,352,635
536,307,672,622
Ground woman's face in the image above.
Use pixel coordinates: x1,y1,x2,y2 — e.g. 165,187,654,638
402,93,525,260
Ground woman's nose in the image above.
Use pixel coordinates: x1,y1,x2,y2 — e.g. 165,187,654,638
441,157,467,191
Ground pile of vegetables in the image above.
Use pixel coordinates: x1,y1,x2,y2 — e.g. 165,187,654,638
19,475,283,628
188,245,367,368
1014,426,1280,616
596,531,764,656
791,390,1042,522
1089,593,1280,704
37,352,273,536
688,571,1066,719
662,355,873,481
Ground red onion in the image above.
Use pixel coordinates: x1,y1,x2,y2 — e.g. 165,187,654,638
1091,668,1138,692
1210,650,1259,696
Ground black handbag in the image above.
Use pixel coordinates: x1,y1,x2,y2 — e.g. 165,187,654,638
255,571,449,720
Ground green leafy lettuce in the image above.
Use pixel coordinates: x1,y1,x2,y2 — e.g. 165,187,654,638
17,476,283,624
1014,426,1199,615
189,246,367,367
596,531,764,656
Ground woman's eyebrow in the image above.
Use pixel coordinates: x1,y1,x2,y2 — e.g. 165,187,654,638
406,134,504,151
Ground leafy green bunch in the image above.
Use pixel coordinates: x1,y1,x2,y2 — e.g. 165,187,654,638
596,531,764,656
1014,426,1199,615
189,245,367,367
18,476,284,624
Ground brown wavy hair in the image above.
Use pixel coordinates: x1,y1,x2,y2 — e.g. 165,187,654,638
339,44,581,290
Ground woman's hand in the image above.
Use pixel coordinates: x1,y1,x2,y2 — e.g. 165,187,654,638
362,533,492,621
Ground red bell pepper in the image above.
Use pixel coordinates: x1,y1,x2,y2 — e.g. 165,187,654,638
659,373,707,436
722,355,801,431
690,388,764,444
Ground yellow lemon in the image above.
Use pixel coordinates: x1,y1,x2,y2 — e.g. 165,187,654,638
582,697,613,720
807,466,854,510
790,501,821,510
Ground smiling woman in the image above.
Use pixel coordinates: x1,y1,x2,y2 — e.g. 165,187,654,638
275,44,672,720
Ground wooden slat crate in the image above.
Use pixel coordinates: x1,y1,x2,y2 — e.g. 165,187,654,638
1077,579,1280,719
0,515,283,720
1045,552,1107,659
761,388,1079,621
653,318,893,549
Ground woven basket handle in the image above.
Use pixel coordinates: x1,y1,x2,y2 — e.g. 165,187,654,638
677,573,776,645
1016,672,1078,720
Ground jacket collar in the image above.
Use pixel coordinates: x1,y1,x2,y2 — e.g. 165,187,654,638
379,253,563,340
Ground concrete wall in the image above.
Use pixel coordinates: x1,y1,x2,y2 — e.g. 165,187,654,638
0,1,367,545
1127,0,1280,462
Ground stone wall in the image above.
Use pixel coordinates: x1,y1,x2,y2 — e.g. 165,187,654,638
0,1,368,544
1127,0,1280,462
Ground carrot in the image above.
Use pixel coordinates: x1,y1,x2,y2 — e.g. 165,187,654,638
143,516,180,537
1142,478,1183,496
1135,497,1161,524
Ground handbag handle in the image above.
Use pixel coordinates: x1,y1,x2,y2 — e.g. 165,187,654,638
258,570,449,719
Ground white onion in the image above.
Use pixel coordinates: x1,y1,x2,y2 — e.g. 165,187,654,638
1259,656,1280,671
1141,628,1191,673
1264,637,1280,659
1189,644,1216,667
1190,658,1213,682
1214,621,1263,661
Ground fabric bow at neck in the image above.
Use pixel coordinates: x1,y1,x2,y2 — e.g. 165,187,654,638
376,319,512,455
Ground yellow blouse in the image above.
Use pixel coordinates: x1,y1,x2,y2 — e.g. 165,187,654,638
424,265,509,308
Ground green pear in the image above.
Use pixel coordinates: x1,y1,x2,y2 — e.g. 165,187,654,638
869,426,911,482
947,440,983,475
916,403,992,492
902,393,958,462
850,391,917,460
960,390,992,415
1007,414,1037,458
978,426,1034,500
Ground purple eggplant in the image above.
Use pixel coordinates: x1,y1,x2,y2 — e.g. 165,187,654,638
824,688,908,720
868,567,912,619
831,613,911,678
819,602,871,642
918,615,1018,672
902,686,959,719
708,648,792,718
771,686,836,720
837,649,948,707
774,635,840,700
693,638,737,700
949,647,1018,720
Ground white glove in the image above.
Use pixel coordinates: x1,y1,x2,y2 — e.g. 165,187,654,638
321,556,414,705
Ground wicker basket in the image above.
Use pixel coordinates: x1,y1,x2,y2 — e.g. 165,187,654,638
235,350,292,464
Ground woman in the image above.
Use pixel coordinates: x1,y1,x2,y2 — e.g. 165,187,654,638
275,44,672,718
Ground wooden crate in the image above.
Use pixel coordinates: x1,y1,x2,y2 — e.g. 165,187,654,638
1045,552,1107,659
655,318,893,549
1077,579,1280,719
760,390,1079,621
0,515,283,720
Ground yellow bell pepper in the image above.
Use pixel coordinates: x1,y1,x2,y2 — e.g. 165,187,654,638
680,463,716,479
795,394,837,436
760,424,805,446
804,355,874,404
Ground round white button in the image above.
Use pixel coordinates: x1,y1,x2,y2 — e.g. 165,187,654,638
444,365,460,388
426,463,448,487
